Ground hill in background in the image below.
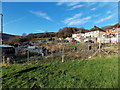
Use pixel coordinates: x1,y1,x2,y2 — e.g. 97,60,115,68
1,33,17,41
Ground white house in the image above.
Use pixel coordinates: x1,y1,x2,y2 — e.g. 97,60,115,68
72,33,85,42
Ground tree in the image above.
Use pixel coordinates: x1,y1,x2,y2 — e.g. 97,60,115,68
57,27,79,38
22,33,27,36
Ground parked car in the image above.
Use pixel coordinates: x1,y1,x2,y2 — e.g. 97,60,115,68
85,40,94,43
64,40,69,43
71,40,80,43
71,40,77,43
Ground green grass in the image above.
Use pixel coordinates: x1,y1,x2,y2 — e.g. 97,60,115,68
2,55,118,88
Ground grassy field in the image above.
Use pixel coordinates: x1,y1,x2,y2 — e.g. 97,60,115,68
2,55,118,88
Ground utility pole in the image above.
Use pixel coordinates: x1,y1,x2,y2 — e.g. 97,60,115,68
0,13,3,45
0,13,3,65
0,4,3,89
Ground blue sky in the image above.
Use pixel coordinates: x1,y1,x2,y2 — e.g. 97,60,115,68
2,2,118,35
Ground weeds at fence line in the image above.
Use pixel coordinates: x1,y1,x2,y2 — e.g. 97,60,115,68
2,43,118,65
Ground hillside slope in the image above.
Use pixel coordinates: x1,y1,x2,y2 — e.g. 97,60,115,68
1,33,17,41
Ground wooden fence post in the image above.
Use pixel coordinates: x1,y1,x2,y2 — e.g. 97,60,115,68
62,44,65,62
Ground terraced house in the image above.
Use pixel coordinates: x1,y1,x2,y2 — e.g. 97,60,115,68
84,26,106,43
72,26,106,43
72,30,86,42
102,23,120,43
72,23,120,44
104,23,120,37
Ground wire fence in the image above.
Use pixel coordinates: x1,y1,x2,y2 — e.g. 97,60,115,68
1,42,118,65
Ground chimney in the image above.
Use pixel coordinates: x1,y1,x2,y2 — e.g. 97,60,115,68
94,26,97,28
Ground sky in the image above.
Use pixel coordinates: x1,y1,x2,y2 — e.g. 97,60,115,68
2,2,118,35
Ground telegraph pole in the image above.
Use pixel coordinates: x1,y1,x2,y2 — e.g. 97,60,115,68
0,2,3,90
0,13,3,45
0,13,3,65
0,12,3,90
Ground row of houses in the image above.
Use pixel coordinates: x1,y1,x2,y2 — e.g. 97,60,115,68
71,24,120,43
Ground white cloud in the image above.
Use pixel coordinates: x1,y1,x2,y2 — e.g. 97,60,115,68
56,1,79,6
63,14,91,26
63,12,92,26
56,2,65,5
56,2,83,11
68,16,91,25
36,29,46,33
91,8,97,11
56,0,67,5
3,17,25,26
67,2,79,6
63,13,82,24
95,15,113,23
29,10,52,21
107,10,112,14
68,4,84,10
87,2,96,7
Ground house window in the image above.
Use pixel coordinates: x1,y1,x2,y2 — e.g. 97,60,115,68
113,27,115,29
118,25,120,28
112,29,115,32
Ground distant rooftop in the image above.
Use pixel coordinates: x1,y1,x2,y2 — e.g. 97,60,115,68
88,26,106,32
0,45,14,47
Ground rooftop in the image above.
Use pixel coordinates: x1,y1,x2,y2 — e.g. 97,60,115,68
88,26,106,32
0,45,14,48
